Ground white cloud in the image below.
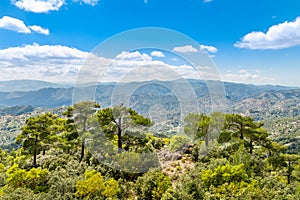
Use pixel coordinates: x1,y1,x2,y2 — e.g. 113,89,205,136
103,51,220,82
0,43,89,60
0,43,89,83
150,51,165,57
222,69,274,84
29,25,50,35
116,51,152,61
224,69,260,80
173,44,218,54
0,16,49,35
200,45,218,53
11,0,100,13
0,46,221,83
173,45,198,53
11,0,65,13
0,16,31,34
234,17,300,50
72,0,99,6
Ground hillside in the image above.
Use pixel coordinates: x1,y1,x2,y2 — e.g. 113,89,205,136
0,80,66,92
231,89,300,120
0,80,300,153
0,79,295,108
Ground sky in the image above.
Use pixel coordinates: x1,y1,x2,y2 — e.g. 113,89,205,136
0,0,300,86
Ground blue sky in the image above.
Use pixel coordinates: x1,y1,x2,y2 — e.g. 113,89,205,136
0,0,300,86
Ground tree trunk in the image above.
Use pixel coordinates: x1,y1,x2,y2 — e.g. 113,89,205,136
83,118,86,132
287,160,291,184
80,140,85,162
239,122,244,140
34,135,38,167
249,140,253,154
117,117,122,153
117,126,122,153
205,134,209,147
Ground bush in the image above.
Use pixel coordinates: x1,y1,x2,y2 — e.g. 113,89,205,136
135,170,172,200
168,135,190,152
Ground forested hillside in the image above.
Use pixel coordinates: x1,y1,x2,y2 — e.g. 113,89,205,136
0,101,299,199
0,80,295,108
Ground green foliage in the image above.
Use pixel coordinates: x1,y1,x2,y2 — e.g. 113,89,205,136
103,178,120,199
201,163,248,188
184,113,211,145
16,112,62,167
168,135,190,152
135,170,172,200
75,169,119,199
1,106,300,199
75,170,105,199
222,113,272,154
97,106,153,151
6,164,49,193
162,168,205,200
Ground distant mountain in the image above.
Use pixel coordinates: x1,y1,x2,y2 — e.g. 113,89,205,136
0,87,72,107
0,80,68,92
0,79,296,109
230,89,300,120
1,79,300,152
0,105,35,116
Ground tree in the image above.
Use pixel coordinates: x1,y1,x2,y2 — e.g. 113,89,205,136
16,113,61,167
61,108,80,154
277,154,300,184
184,113,211,146
65,101,100,162
224,114,254,140
223,114,271,154
97,106,152,152
168,135,190,152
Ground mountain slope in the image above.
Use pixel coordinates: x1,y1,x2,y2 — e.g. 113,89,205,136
0,79,295,108
0,80,66,92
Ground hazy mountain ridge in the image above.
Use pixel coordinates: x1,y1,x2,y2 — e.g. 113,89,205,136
0,79,295,108
0,80,68,92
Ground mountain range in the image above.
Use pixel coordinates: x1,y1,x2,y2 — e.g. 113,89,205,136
1,79,300,152
0,79,296,110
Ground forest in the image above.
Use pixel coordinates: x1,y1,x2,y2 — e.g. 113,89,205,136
0,101,300,199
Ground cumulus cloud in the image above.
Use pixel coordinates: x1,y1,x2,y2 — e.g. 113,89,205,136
150,51,165,57
173,44,218,54
222,69,274,84
234,17,300,50
0,16,49,35
0,45,220,83
11,0,100,13
173,45,198,53
116,51,152,61
0,16,31,34
72,0,99,6
0,43,89,83
102,51,219,82
29,25,50,35
224,69,260,80
11,0,65,13
200,45,218,53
